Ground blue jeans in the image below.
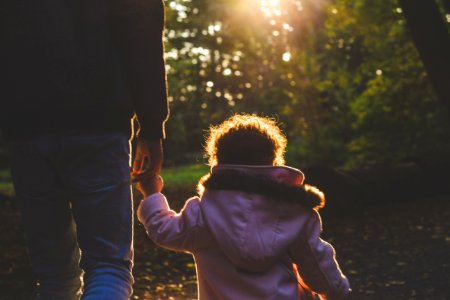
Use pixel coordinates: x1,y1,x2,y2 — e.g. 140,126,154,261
9,133,134,300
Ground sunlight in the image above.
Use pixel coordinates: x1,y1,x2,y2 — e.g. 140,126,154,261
260,0,304,18
223,68,232,76
207,22,222,35
256,0,304,38
260,0,282,18
282,51,291,62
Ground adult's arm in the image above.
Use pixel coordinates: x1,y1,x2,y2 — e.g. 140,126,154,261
111,0,169,140
289,210,350,299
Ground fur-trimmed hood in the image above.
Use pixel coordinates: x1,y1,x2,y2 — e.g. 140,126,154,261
200,164,324,209
199,164,325,272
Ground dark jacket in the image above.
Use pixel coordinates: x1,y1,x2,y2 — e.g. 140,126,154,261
0,0,169,141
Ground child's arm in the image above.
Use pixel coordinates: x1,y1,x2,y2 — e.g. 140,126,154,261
136,176,211,252
289,210,350,300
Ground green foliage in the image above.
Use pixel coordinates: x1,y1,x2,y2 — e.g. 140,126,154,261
321,0,450,167
0,169,14,196
159,0,450,168
161,164,209,188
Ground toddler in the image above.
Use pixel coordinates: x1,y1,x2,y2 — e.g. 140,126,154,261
136,114,350,299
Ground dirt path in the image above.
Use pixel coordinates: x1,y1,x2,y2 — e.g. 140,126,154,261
1,194,449,299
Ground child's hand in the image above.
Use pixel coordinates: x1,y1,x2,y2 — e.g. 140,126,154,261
136,175,164,198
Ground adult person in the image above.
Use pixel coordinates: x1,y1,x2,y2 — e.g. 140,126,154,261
0,0,169,299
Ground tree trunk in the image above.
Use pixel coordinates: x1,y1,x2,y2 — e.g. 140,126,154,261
399,0,450,111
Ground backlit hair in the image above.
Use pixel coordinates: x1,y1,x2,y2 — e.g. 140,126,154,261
204,114,287,166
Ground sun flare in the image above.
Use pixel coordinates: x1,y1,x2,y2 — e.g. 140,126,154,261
259,0,303,18
260,0,282,18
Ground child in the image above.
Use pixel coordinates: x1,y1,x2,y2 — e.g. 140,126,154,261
136,114,350,300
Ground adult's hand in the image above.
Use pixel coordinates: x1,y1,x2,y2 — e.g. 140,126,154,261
131,138,163,183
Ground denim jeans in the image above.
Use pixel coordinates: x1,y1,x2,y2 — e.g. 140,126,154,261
9,133,134,300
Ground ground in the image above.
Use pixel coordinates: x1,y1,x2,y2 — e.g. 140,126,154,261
0,190,449,300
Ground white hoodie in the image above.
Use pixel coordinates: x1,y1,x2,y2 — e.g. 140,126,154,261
138,165,350,299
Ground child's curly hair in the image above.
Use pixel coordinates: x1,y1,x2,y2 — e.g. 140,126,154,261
204,114,287,166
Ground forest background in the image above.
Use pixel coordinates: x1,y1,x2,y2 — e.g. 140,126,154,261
157,0,450,170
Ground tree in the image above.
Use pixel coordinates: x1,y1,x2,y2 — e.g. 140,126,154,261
320,0,450,166
399,0,450,111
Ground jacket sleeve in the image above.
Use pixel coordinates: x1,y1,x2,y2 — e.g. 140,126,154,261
289,210,350,300
137,193,211,252
111,0,169,140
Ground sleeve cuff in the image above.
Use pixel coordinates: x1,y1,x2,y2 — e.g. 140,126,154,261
137,192,169,224
138,122,166,140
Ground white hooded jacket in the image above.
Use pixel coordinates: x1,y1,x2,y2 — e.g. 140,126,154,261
138,165,350,299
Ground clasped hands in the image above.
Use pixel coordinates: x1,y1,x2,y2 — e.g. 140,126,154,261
131,138,164,197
